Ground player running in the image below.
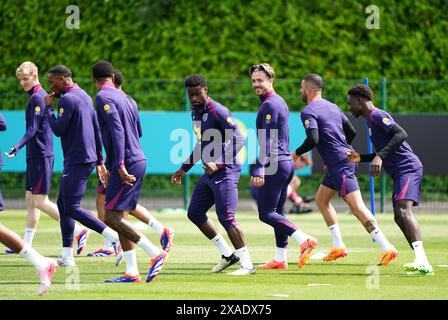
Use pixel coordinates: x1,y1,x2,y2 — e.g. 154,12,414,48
44,64,121,267
93,60,168,283
171,74,255,275
4,61,88,255
249,63,318,270
294,74,398,266
0,111,57,296
347,84,433,275
88,69,174,280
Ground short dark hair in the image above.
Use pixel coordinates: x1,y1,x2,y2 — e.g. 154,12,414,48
113,69,123,88
303,74,323,90
92,60,114,79
185,74,207,88
48,64,72,77
347,84,373,101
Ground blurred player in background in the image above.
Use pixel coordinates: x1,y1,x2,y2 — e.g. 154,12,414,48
294,74,397,265
249,63,318,270
44,64,120,267
287,153,314,214
171,74,255,275
0,111,57,296
4,61,87,254
347,84,433,275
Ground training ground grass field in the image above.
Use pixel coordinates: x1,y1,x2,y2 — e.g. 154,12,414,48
0,209,447,300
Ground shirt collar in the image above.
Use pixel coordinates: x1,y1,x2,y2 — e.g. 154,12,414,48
261,90,276,102
63,83,78,94
100,82,117,90
28,84,42,98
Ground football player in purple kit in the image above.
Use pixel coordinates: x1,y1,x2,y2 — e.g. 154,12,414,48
4,61,88,255
44,65,121,268
89,69,174,281
171,74,255,275
347,84,433,275
249,63,318,270
294,74,398,266
0,111,57,296
93,60,168,283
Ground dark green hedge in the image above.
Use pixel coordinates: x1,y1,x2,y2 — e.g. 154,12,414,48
1,0,447,112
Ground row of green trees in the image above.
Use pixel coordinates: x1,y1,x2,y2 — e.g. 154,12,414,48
1,1,447,112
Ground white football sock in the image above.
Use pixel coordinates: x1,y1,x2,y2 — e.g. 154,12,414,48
73,223,83,237
103,237,113,249
291,229,309,245
329,224,345,248
136,236,160,259
211,234,233,257
275,247,287,262
61,247,74,259
235,246,253,270
23,228,36,246
20,244,48,271
124,250,139,276
101,227,119,243
148,218,164,236
412,241,429,264
370,228,394,251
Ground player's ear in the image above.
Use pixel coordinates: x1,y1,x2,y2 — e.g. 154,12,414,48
204,86,208,95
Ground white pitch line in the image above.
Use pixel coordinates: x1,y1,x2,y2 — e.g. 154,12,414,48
267,294,289,298
308,283,331,287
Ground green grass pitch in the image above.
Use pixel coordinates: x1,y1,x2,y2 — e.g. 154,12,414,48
0,209,447,300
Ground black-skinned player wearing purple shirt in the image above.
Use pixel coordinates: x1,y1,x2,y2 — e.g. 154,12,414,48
347,84,432,275
93,60,168,283
249,63,318,270
44,65,120,268
88,70,174,283
294,74,397,266
171,74,255,275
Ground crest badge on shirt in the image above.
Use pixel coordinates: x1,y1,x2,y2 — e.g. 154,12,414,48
104,104,112,114
34,106,41,114
58,107,64,118
382,117,391,126
304,119,310,128
202,113,208,122
226,117,235,125
265,114,271,124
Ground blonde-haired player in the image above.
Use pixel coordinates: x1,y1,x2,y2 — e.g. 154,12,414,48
5,62,88,254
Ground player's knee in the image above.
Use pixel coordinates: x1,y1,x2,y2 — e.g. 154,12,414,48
25,193,34,207
315,195,328,209
32,196,46,209
258,211,272,224
64,203,82,217
218,216,236,229
104,213,119,228
187,210,205,226
394,203,411,222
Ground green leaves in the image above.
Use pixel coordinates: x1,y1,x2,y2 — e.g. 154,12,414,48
0,0,447,112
